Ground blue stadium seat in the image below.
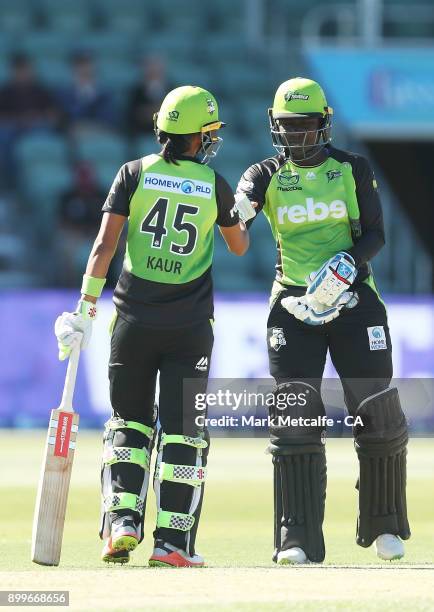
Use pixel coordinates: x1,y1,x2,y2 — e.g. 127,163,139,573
15,132,69,166
20,160,74,230
39,0,95,34
76,32,134,61
201,36,248,61
139,36,200,63
35,59,73,89
153,0,204,34
20,32,75,61
94,160,122,190
217,60,266,96
213,240,260,292
166,62,213,91
23,161,73,198
97,0,149,35
97,59,139,91
73,131,127,165
0,0,36,34
132,135,158,159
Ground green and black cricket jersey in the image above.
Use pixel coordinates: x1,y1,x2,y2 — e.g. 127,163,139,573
237,145,384,290
102,154,238,327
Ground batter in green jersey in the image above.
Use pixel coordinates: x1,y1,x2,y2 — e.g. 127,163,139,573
54,86,249,568
237,77,410,566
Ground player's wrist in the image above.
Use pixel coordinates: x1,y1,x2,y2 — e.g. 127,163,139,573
81,274,106,298
76,300,98,321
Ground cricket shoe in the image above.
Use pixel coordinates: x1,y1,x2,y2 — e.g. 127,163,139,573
375,534,405,561
149,540,205,568
276,547,308,565
102,516,139,564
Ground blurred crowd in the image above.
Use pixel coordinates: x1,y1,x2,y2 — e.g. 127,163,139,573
0,52,177,287
0,42,277,291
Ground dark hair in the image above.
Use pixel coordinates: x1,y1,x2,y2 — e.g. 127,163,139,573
157,130,197,165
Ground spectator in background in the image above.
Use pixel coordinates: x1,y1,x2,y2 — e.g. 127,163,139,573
57,162,123,286
0,53,59,129
59,53,115,129
125,56,171,134
0,54,60,186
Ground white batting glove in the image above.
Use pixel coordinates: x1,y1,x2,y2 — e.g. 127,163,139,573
54,300,97,360
233,193,256,223
281,292,358,326
306,252,357,307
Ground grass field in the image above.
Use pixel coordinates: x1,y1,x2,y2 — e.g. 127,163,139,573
1,431,433,611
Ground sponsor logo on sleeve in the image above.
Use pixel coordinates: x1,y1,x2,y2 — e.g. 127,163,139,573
367,326,387,350
143,173,213,199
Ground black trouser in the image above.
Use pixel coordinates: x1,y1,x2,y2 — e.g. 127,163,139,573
267,282,393,413
267,281,400,558
107,313,214,553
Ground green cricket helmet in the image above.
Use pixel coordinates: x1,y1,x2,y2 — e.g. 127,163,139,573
154,85,225,163
268,77,333,161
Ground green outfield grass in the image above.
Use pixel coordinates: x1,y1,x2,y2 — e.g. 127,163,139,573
0,431,433,611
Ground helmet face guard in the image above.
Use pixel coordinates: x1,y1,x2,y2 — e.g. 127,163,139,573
268,108,332,162
200,121,223,165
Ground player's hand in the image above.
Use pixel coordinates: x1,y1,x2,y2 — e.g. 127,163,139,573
234,194,257,223
54,300,97,360
281,291,358,326
306,251,357,307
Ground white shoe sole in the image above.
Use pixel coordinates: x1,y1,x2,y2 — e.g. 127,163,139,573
277,547,308,565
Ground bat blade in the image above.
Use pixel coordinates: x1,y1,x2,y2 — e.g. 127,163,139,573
31,408,79,566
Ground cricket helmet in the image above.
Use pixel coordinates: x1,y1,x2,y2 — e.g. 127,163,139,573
268,77,333,160
154,85,225,163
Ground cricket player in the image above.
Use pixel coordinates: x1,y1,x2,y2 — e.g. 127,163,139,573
54,86,249,567
236,77,410,564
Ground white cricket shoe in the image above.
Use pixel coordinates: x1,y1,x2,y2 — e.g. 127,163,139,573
277,547,308,565
375,534,405,560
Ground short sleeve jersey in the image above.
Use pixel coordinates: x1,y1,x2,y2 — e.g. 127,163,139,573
102,153,238,327
236,145,384,288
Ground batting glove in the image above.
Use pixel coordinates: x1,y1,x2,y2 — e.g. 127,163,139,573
54,300,97,360
306,251,357,308
233,193,257,223
281,291,358,326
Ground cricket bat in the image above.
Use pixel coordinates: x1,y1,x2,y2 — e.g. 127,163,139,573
31,337,81,566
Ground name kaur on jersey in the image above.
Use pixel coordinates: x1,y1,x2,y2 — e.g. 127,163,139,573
143,173,213,199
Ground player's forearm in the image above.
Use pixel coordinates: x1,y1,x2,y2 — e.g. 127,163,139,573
234,222,250,256
81,241,116,303
220,222,250,256
347,228,385,267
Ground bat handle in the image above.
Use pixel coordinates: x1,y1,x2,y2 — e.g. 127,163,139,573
58,334,82,412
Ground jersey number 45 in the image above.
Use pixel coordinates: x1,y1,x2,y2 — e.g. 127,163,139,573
140,197,199,256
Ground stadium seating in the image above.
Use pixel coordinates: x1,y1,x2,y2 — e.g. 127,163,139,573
39,0,95,34
15,132,69,166
6,0,424,291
